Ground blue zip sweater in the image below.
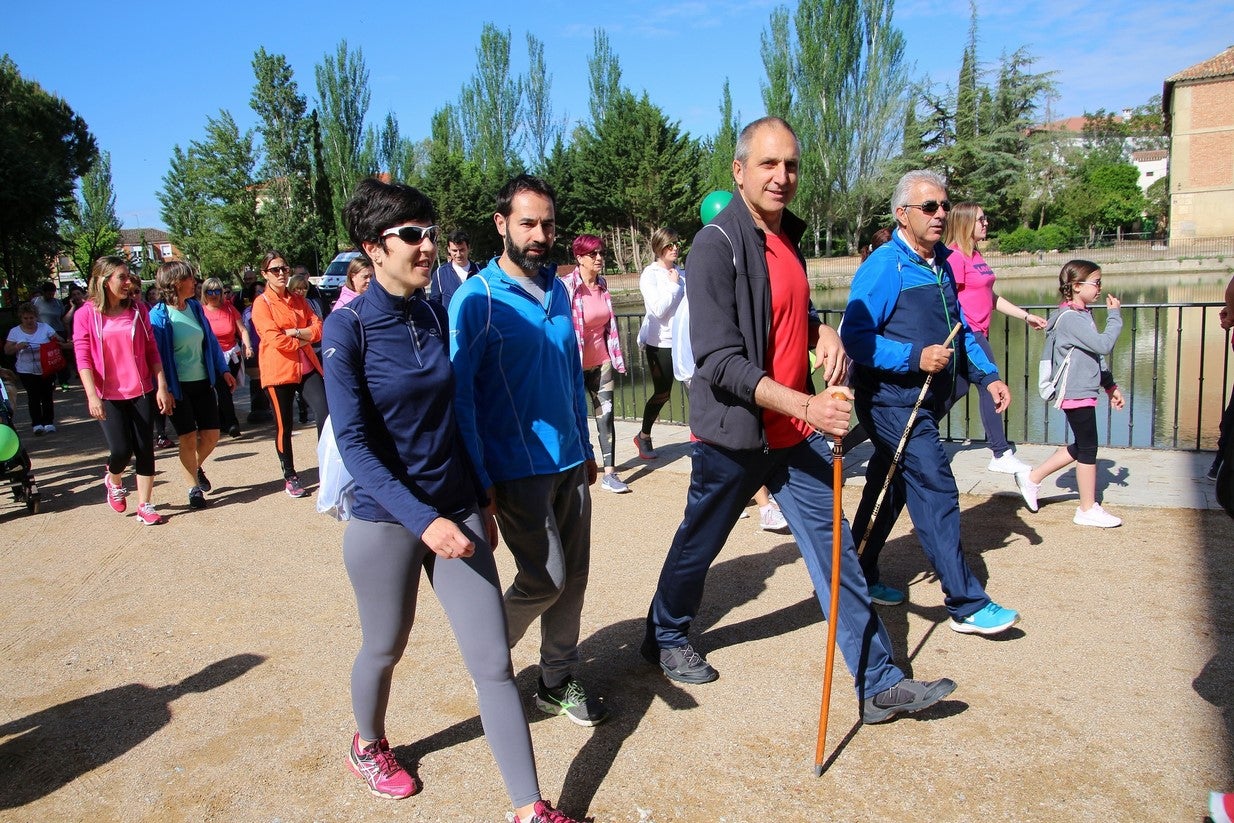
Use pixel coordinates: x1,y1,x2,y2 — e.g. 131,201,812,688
149,298,229,399
842,230,999,410
321,279,485,537
448,258,594,488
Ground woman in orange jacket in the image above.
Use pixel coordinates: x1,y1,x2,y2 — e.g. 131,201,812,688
251,250,328,498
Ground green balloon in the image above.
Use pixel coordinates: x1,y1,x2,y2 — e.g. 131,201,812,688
700,190,733,224
0,424,17,462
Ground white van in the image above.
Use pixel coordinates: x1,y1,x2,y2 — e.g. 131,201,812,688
319,250,362,300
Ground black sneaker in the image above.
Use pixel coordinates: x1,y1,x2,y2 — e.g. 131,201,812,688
534,675,609,727
227,425,241,438
195,467,211,493
643,639,719,684
155,434,175,450
861,677,957,724
188,486,208,509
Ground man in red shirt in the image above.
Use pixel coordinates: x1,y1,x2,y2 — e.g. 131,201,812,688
642,117,957,724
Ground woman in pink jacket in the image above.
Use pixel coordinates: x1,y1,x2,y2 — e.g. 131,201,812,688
74,255,173,525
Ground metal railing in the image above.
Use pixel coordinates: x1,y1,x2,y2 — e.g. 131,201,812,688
610,302,1233,451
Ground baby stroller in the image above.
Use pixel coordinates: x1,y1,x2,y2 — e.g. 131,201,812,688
0,376,39,514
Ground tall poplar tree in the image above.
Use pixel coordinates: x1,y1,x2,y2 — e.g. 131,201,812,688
457,24,523,174
587,29,622,128
251,48,318,267
523,33,562,171
64,150,121,278
315,40,372,240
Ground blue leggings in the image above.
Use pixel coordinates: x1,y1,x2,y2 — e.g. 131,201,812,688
343,512,540,808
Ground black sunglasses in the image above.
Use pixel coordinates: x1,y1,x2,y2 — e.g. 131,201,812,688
382,224,439,245
265,265,291,274
903,200,951,215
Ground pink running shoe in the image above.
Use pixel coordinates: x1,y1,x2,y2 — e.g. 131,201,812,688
104,473,128,513
346,733,418,799
134,503,165,526
516,800,583,823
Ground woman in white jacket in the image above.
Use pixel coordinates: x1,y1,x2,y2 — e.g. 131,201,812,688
634,227,685,460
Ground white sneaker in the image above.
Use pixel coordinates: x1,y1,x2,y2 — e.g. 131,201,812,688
1073,504,1121,528
1014,470,1040,512
758,504,790,533
32,425,45,436
599,472,630,493
43,424,56,434
988,451,1029,474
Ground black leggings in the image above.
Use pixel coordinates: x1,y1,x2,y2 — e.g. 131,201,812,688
640,345,675,435
99,393,157,476
267,372,327,478
17,372,54,427
1064,406,1099,465
216,361,242,431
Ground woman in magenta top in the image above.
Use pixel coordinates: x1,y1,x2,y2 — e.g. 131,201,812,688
562,234,629,493
73,255,173,525
944,202,1047,474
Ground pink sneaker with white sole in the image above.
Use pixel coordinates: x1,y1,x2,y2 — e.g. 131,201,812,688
104,474,128,513
346,733,418,799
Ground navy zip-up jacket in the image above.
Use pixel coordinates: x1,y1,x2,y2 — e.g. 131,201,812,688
321,278,485,538
842,229,999,411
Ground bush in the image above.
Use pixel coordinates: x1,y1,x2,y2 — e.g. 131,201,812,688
995,226,1039,254
1035,223,1074,251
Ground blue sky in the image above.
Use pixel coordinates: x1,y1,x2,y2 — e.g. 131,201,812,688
4,0,1231,231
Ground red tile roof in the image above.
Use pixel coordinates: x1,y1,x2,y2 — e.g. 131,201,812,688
1167,45,1234,82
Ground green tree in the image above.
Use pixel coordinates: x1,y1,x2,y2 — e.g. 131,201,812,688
0,55,97,303
760,7,794,118
571,91,705,272
457,24,523,175
587,29,622,128
420,107,497,259
309,110,338,252
315,40,372,241
704,80,740,192
1145,174,1169,238
523,33,562,171
159,145,211,267
63,150,121,278
160,111,260,276
1058,161,1145,242
250,48,319,268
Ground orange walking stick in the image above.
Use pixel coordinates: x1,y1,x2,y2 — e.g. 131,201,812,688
814,388,848,777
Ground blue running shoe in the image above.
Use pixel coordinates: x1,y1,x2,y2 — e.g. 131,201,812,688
868,582,906,606
950,601,1020,635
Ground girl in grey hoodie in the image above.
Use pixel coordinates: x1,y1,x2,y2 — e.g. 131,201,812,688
1015,260,1125,527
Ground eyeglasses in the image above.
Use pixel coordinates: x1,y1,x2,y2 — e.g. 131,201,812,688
382,224,439,245
204,289,222,296
902,200,951,215
265,265,291,274
1077,279,1102,288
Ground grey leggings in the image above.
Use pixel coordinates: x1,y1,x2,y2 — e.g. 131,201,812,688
584,362,617,468
343,513,540,808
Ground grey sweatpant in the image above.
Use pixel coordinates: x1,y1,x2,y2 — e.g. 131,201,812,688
343,513,540,808
494,463,592,687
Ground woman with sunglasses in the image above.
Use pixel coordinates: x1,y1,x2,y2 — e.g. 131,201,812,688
202,277,252,438
251,251,328,498
633,226,685,461
943,202,1047,474
563,234,629,493
324,178,583,823
149,261,234,510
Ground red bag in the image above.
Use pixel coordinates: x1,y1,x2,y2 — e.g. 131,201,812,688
39,341,66,375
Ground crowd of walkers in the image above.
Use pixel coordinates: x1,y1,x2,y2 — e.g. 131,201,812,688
7,113,1231,823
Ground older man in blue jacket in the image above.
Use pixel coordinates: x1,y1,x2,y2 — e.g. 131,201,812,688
842,169,1020,636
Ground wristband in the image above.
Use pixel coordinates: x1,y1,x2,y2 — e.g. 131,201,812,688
802,394,815,421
